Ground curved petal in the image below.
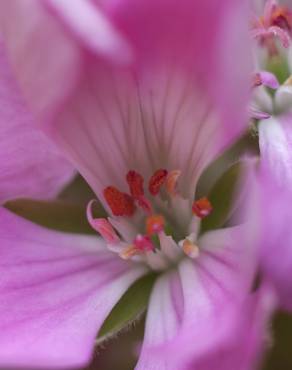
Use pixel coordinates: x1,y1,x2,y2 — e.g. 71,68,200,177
104,0,252,141
49,63,223,202
136,226,258,369
45,0,132,62
257,114,292,310
252,170,292,310
179,286,274,370
0,208,147,368
0,0,131,123
0,43,74,203
0,0,81,121
135,271,182,370
259,115,292,185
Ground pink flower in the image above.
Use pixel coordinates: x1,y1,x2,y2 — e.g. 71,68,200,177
0,1,266,369
251,115,292,310
249,0,292,311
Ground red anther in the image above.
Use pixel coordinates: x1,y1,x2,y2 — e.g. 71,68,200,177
126,170,144,198
146,214,165,236
192,197,213,219
134,234,154,252
149,169,168,195
136,196,153,214
103,186,135,216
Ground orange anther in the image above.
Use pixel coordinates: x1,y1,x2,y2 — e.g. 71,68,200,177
166,170,181,196
192,197,213,218
181,239,200,259
146,214,165,236
149,169,168,195
104,186,135,217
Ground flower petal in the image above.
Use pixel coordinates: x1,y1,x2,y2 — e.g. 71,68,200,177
177,286,274,370
136,226,257,369
50,63,224,203
105,0,252,140
0,207,147,368
45,0,132,62
0,43,74,203
259,115,292,185
252,170,292,310
0,0,131,123
135,271,182,370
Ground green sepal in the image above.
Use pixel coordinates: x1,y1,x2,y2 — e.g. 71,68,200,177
97,273,157,345
200,162,243,233
4,198,100,234
267,56,290,85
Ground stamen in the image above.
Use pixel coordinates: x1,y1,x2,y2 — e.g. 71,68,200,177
104,186,135,216
87,200,120,243
120,245,139,260
149,169,168,195
126,170,144,198
92,219,120,243
192,197,213,218
134,234,155,252
166,170,181,196
146,214,165,236
180,238,200,259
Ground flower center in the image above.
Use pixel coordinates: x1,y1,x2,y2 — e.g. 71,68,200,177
87,169,213,271
252,2,292,53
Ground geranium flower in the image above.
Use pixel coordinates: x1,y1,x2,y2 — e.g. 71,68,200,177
0,1,267,369
249,0,292,311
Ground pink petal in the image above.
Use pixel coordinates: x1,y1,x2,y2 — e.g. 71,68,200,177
179,286,274,370
45,0,132,62
248,116,292,309
49,63,226,203
0,0,81,121
257,71,280,89
136,226,258,369
0,207,147,368
259,115,292,185
251,170,292,310
135,271,182,370
0,0,131,123
0,43,74,203
105,0,251,141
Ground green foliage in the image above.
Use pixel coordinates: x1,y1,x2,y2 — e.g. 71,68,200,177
4,198,97,234
97,273,157,344
267,57,290,85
